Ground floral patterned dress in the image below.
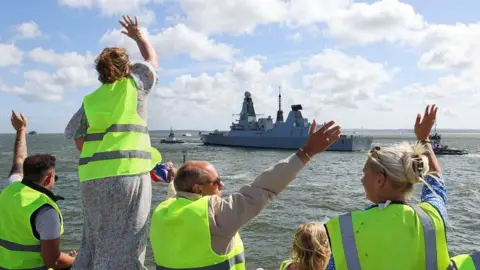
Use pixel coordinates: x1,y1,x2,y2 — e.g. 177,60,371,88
65,61,157,270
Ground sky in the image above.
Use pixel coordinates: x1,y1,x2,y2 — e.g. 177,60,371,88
1,0,480,133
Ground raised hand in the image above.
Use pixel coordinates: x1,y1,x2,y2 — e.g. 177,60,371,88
119,15,142,41
303,120,341,156
11,110,27,131
415,105,438,141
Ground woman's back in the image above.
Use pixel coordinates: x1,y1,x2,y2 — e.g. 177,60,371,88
326,202,449,270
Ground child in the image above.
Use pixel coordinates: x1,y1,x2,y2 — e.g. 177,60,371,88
280,222,331,270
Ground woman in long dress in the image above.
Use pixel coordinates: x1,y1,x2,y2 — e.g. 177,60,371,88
65,15,159,269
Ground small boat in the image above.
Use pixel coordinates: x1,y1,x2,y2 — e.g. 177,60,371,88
160,129,184,144
182,133,192,137
429,124,467,155
28,131,37,135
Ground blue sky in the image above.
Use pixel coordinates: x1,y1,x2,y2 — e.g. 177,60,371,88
1,0,480,133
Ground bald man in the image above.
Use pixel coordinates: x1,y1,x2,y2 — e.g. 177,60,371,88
149,120,342,270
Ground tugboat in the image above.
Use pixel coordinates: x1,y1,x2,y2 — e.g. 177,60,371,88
160,128,184,144
429,124,467,155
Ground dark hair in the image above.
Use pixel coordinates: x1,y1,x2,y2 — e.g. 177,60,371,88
95,47,131,84
173,166,206,192
23,154,56,184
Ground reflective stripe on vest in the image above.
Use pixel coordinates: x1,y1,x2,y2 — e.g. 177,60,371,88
338,203,437,270
84,124,148,142
150,197,245,269
0,182,64,269
473,252,480,268
79,150,151,165
156,252,246,270
79,77,161,181
0,238,40,252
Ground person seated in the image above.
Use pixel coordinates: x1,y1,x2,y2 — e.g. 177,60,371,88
323,105,451,270
149,120,341,269
0,111,76,269
279,222,331,270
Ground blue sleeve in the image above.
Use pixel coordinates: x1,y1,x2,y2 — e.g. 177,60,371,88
326,254,336,270
421,173,447,223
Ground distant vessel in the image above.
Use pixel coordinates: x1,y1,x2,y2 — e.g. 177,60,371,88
28,131,37,135
429,124,467,155
182,133,192,137
160,129,184,144
200,90,373,151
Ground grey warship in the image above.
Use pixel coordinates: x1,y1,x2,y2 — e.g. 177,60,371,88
200,91,373,151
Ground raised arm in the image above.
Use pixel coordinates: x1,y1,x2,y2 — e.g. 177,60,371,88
210,120,342,238
415,104,441,174
415,105,447,222
9,111,27,178
119,15,159,71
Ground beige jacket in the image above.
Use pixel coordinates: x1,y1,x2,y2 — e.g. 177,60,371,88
167,153,306,254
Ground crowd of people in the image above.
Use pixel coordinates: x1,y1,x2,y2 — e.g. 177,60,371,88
1,14,479,270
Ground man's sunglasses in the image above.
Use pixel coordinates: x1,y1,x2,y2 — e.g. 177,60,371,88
202,177,221,186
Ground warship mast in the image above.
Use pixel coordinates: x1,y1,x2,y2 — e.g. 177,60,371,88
276,86,284,123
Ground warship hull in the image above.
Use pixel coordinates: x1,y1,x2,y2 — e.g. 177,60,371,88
200,132,372,151
201,91,373,152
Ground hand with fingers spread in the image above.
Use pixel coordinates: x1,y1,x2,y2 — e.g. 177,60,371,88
119,15,142,41
11,110,27,131
302,120,342,157
415,105,438,141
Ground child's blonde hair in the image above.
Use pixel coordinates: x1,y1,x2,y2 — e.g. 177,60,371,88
291,222,331,270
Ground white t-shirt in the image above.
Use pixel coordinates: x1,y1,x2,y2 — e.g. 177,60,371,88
7,174,61,240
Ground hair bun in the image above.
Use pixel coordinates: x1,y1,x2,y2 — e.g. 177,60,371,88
412,155,425,175
401,152,423,184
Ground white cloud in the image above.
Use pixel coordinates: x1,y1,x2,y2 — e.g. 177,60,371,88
2,48,98,102
15,21,43,39
178,0,351,35
285,0,352,27
149,49,399,130
152,57,307,129
443,108,459,118
327,0,425,45
0,44,23,67
100,24,239,61
179,0,288,35
287,32,302,43
321,0,480,73
58,0,156,24
26,47,94,68
416,23,480,70
303,49,396,106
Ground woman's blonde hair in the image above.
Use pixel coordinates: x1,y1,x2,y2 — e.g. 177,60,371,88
366,142,438,196
291,222,330,270
95,47,131,84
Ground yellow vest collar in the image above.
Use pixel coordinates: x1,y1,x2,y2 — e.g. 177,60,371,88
20,180,64,202
175,191,203,201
